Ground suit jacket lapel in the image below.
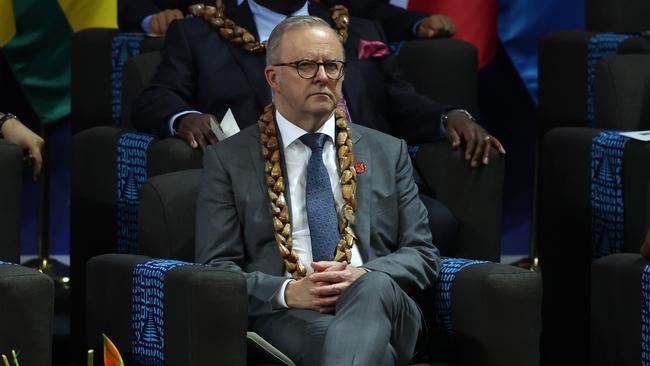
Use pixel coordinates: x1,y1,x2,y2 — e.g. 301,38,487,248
349,125,371,262
227,0,272,106
247,120,294,226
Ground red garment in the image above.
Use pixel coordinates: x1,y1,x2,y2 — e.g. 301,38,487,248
407,0,498,68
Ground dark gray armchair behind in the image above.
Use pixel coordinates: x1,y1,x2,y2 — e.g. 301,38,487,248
0,140,22,263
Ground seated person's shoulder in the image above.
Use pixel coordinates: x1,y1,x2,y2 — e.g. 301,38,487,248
166,15,222,37
207,123,259,156
351,123,403,150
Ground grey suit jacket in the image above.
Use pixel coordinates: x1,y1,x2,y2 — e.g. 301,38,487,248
195,121,440,317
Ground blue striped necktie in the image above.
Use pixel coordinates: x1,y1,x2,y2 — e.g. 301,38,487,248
299,133,340,262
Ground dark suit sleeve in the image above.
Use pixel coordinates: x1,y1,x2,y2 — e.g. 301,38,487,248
118,0,161,32
362,138,441,297
118,0,196,32
196,144,288,317
323,0,429,41
132,19,200,137
355,20,449,144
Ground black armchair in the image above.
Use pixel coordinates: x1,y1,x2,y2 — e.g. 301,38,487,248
0,140,23,263
0,139,54,366
590,253,650,366
538,52,650,363
86,169,541,366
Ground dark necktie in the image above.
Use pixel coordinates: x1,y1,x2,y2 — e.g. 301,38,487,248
299,133,340,262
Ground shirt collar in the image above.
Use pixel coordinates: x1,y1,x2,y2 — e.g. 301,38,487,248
247,0,310,42
275,110,336,149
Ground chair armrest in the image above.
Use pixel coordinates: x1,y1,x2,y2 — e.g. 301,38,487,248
147,137,203,177
591,253,648,366
414,141,504,261
0,264,54,365
86,253,247,365
445,262,541,366
0,140,23,263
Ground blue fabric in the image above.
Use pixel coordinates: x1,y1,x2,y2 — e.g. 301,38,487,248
434,258,487,334
300,133,340,262
642,264,650,365
498,0,585,104
111,33,145,125
591,131,629,259
0,261,17,265
586,33,634,125
132,259,194,366
407,145,420,159
389,41,405,56
116,132,156,254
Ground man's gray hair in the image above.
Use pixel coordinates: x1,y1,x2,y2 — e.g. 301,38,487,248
266,15,343,65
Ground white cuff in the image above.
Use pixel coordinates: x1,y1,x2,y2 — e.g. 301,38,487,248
271,278,294,309
168,110,201,135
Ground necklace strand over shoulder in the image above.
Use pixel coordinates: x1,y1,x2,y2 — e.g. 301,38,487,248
258,104,357,279
188,1,350,53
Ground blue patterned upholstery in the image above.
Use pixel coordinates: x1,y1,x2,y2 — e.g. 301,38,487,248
116,132,156,254
590,131,629,258
132,259,195,366
434,258,487,334
586,33,634,124
111,33,145,125
642,264,650,365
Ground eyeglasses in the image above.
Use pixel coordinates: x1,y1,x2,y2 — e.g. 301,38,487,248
273,59,346,80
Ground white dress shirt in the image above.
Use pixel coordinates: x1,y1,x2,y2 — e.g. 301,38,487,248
272,110,364,308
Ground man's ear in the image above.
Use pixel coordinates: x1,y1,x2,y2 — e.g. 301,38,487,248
265,66,281,94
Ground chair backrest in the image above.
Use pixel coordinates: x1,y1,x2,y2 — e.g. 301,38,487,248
0,140,23,263
138,169,202,261
71,29,164,134
121,52,163,129
586,0,650,33
595,54,650,130
397,38,478,116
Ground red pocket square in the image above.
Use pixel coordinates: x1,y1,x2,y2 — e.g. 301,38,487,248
358,40,390,60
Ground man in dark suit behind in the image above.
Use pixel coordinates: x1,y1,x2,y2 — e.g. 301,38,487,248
120,0,455,40
133,0,503,165
195,15,439,365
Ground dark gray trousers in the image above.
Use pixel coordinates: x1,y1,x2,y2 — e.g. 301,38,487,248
250,271,424,366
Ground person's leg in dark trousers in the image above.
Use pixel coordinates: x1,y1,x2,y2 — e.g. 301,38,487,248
251,309,334,366
251,271,423,366
321,271,424,366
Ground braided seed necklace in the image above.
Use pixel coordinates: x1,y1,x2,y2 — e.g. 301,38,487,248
188,1,350,53
258,104,357,279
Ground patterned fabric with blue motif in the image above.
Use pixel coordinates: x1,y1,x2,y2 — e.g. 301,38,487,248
591,131,629,259
407,145,420,159
116,132,155,254
300,133,341,262
586,33,633,125
389,41,405,56
132,259,194,366
434,258,487,334
111,33,145,125
642,264,650,365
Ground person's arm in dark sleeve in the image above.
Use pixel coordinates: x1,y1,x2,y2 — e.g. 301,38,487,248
322,0,429,41
132,19,200,137
118,0,162,32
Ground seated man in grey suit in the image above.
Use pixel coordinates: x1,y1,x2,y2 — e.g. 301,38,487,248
195,15,439,365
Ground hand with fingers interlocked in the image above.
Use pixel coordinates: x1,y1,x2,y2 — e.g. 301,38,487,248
284,261,368,314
